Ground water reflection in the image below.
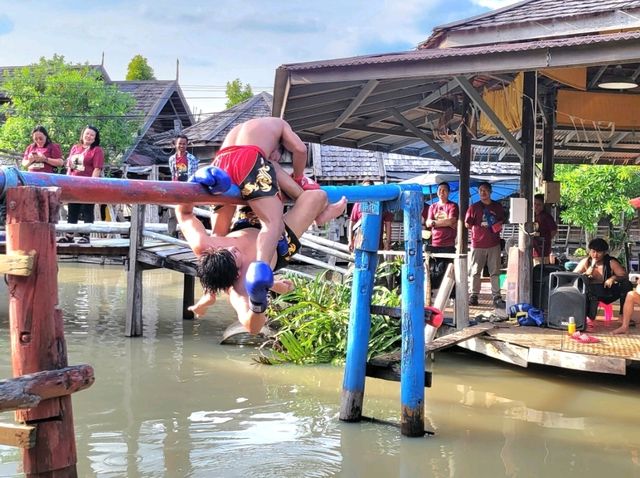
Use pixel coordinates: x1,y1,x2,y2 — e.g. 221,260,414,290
0,264,638,477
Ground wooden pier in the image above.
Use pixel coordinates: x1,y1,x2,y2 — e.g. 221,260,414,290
459,287,640,375
363,277,640,384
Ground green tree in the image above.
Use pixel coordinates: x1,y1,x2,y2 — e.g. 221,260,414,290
0,55,140,166
126,54,156,81
555,164,640,233
225,78,253,109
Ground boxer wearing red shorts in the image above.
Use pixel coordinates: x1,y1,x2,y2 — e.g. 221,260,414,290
213,145,279,200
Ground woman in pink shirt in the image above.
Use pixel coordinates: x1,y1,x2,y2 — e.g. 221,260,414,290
58,125,105,244
22,125,64,173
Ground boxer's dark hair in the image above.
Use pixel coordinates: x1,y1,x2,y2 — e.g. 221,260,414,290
197,248,239,293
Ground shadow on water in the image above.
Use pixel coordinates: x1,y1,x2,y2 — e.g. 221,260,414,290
0,263,638,477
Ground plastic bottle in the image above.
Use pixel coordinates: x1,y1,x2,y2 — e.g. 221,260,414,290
567,316,576,335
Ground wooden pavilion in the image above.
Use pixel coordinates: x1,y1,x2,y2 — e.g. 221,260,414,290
272,0,640,330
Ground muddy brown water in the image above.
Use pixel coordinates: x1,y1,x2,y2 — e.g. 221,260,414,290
0,263,639,477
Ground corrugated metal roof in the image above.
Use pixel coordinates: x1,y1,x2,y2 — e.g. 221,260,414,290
433,0,640,33
282,30,640,73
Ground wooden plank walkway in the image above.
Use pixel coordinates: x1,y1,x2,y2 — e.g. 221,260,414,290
452,283,640,375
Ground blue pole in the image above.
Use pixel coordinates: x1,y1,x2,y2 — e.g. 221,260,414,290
322,184,404,204
339,200,382,422
400,190,425,437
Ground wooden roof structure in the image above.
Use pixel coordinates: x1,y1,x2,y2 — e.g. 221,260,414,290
113,80,194,165
154,92,273,149
272,0,640,167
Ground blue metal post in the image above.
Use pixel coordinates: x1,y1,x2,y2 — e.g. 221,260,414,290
400,190,425,437
323,184,402,204
339,200,382,422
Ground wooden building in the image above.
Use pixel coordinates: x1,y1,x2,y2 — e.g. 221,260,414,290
272,0,640,323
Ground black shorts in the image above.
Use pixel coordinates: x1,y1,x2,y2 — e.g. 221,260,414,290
275,223,301,271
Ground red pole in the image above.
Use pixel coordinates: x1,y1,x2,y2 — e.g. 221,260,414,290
0,167,242,206
7,186,78,477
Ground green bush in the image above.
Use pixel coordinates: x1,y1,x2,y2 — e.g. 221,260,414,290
259,262,402,365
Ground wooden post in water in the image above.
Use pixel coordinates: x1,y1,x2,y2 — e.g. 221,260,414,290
6,186,78,477
400,190,425,437
126,204,146,337
339,201,382,422
182,275,195,320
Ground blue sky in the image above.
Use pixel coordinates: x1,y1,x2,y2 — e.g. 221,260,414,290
0,0,518,115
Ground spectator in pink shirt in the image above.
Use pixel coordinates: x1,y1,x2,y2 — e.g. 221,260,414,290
58,125,105,244
22,125,64,173
347,180,393,252
424,181,459,290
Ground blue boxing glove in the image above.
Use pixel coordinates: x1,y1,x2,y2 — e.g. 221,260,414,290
245,261,274,313
189,166,232,194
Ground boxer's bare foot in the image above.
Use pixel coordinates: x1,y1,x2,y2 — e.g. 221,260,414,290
315,196,347,226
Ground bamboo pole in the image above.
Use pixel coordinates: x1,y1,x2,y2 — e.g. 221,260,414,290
301,233,351,253
291,253,350,275
7,186,78,477
298,237,353,261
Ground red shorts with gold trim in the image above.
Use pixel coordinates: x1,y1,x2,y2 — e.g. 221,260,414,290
213,145,279,201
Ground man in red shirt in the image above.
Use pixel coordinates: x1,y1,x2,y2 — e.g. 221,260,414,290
464,182,506,308
532,193,557,265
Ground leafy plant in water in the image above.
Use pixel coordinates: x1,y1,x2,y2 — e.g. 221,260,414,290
259,266,402,366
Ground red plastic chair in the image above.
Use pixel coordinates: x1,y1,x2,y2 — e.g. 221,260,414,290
598,301,614,323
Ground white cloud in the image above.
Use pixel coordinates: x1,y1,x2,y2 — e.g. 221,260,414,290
470,0,520,9
0,0,461,114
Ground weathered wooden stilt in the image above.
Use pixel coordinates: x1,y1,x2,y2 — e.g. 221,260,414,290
182,275,195,320
6,186,78,477
400,190,425,437
339,202,382,422
126,204,146,337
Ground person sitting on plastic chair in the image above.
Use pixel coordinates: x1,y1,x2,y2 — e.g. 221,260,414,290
573,238,633,325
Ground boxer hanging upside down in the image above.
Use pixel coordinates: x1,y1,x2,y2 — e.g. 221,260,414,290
201,117,321,315
179,161,346,334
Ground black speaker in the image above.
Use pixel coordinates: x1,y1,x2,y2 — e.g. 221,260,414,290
547,272,588,331
532,264,564,310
